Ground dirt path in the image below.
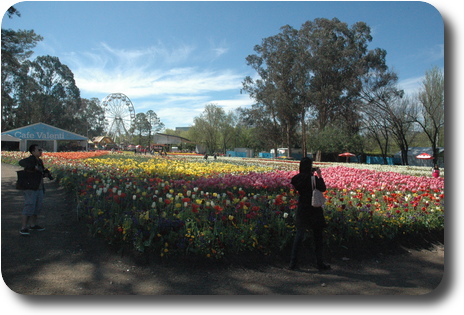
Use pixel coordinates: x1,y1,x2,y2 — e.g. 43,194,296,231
1,162,445,295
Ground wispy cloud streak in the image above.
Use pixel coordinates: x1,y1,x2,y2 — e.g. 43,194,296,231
63,42,252,128
67,42,243,97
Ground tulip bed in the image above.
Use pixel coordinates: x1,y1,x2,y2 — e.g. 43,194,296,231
2,151,444,260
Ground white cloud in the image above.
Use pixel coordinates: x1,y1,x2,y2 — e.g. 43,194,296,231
67,42,244,99
213,47,229,57
208,38,229,59
152,94,255,129
147,69,243,95
61,42,255,129
157,107,200,129
97,42,195,67
149,98,209,129
423,44,444,62
210,94,255,111
403,45,444,77
398,75,424,96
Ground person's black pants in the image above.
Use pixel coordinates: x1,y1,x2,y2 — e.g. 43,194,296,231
290,227,324,267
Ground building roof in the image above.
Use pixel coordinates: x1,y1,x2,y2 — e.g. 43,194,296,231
1,134,21,142
153,133,192,144
1,122,87,141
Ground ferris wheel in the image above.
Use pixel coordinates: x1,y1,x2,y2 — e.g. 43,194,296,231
101,93,136,143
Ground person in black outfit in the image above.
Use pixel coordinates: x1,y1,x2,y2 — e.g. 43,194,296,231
289,157,330,270
18,144,52,235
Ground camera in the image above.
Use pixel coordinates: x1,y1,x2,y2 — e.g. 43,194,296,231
44,169,54,180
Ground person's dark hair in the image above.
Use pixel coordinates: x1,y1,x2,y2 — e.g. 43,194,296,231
299,157,313,174
28,144,39,154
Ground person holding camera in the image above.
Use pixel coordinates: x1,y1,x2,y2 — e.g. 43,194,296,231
288,157,330,271
18,144,53,235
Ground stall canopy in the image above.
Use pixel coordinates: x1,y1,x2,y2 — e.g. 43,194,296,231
416,153,434,159
338,152,356,162
92,136,116,149
1,122,88,152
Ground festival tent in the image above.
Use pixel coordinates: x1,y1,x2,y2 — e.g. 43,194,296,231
1,122,88,152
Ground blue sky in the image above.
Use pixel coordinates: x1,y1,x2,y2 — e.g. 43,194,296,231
2,1,445,130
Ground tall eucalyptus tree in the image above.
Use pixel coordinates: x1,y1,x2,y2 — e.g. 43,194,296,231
1,28,43,130
243,25,302,157
16,55,82,129
243,18,390,157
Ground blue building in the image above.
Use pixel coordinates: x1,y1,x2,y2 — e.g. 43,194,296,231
1,122,88,152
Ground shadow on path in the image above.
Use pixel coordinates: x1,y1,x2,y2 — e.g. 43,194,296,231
1,163,445,295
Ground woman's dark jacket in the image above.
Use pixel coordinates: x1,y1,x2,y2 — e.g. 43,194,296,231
291,162,327,230
18,155,46,191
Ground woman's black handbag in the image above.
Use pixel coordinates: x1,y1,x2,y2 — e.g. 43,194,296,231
16,170,42,190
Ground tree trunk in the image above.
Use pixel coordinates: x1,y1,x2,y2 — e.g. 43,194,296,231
301,109,307,158
400,148,408,165
286,123,292,159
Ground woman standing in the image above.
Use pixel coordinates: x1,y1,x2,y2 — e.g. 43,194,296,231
289,157,330,270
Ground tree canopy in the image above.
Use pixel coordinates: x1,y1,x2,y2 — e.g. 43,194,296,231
242,18,391,157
